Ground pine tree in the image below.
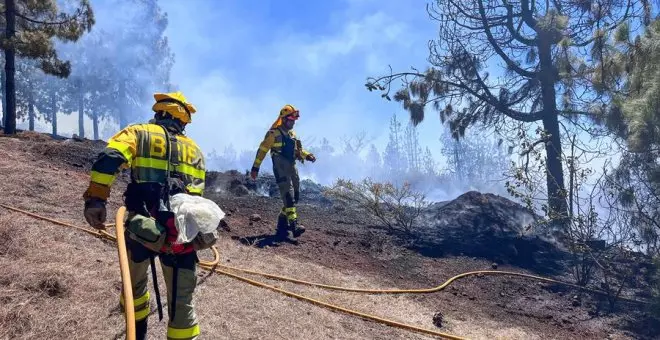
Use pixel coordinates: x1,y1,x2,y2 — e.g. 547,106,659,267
366,144,382,179
422,147,436,176
404,122,422,173
14,58,44,131
0,0,94,134
601,18,660,256
383,114,406,178
35,74,68,136
99,0,173,129
440,125,510,187
366,0,651,226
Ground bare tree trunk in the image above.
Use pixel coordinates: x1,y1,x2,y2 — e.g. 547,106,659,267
118,80,127,128
78,80,84,138
538,33,569,228
3,0,17,134
1,69,5,127
28,87,34,131
51,95,57,136
92,111,99,140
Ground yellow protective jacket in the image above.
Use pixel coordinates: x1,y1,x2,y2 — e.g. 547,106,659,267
252,127,311,170
83,123,206,201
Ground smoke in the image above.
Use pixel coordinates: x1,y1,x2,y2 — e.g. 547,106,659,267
204,121,515,204
1,1,532,206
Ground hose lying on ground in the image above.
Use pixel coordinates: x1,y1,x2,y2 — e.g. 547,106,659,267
114,206,136,340
0,203,647,340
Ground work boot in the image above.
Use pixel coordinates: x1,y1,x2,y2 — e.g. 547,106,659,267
274,214,289,240
289,219,306,238
136,319,148,340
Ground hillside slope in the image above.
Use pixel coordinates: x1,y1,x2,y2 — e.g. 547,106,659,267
0,131,654,340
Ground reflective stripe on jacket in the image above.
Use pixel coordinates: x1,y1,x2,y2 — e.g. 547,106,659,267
84,123,206,201
252,127,310,169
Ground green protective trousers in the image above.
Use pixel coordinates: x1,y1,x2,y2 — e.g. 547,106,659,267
272,153,299,223
121,233,200,340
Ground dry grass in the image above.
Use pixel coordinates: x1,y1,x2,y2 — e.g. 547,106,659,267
192,237,546,340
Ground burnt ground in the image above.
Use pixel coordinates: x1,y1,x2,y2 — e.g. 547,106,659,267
0,130,658,340
215,197,656,340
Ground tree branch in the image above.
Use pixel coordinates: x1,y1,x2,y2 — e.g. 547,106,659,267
370,71,545,122
504,3,537,45
478,1,538,78
520,0,539,29
570,0,633,48
15,12,78,26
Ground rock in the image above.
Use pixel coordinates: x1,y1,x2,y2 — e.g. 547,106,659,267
491,262,498,270
571,295,581,307
250,214,262,222
432,312,444,328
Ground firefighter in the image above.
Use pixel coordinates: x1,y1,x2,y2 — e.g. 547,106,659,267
250,104,316,240
82,91,212,340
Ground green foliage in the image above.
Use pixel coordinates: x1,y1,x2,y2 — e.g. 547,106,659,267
1,0,175,137
0,0,95,78
597,19,660,259
619,19,660,154
605,152,660,256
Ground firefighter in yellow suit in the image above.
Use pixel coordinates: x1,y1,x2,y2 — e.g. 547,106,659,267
82,92,211,340
251,104,316,240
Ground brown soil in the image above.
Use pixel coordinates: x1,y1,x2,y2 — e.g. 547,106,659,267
0,131,653,340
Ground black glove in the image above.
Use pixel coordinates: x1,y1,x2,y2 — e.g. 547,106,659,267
84,198,107,229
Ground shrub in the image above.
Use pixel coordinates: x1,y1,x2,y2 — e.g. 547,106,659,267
324,178,429,235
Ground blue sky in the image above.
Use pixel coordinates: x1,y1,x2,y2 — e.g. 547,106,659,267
15,0,463,179
28,0,628,178
155,0,444,161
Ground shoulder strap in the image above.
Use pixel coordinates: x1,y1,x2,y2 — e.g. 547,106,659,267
159,124,174,211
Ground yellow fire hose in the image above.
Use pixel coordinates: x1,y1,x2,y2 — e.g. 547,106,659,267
114,206,136,340
0,203,648,340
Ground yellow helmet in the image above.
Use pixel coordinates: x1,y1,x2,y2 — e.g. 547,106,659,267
151,91,197,124
271,104,299,129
